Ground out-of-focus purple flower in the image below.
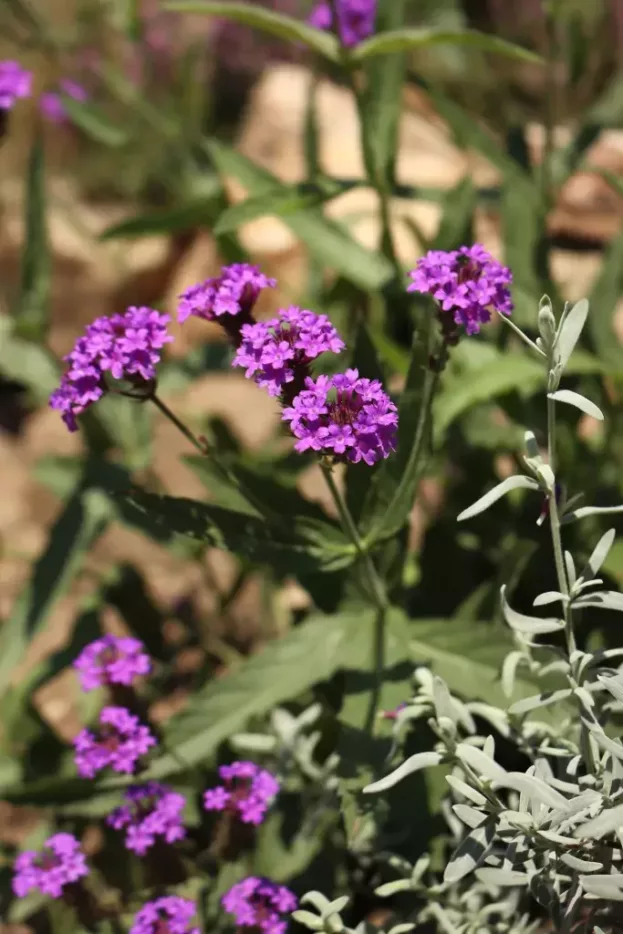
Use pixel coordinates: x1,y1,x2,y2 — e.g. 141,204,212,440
40,79,88,124
309,0,377,46
203,761,279,825
232,306,345,397
74,635,151,692
0,61,32,110
223,877,297,934
107,782,186,854
49,306,172,431
130,896,199,934
408,244,513,336
73,706,157,778
177,264,276,326
282,368,398,466
382,701,408,720
12,833,88,899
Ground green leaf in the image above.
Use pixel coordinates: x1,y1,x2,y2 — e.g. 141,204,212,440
352,29,541,64
60,95,129,147
100,195,220,240
112,488,355,574
588,227,623,366
0,318,60,404
205,139,393,290
213,181,358,236
500,177,547,319
361,0,408,187
15,133,49,341
147,611,366,780
163,1,340,62
0,489,111,694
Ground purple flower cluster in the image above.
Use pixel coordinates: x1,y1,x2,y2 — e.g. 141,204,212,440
40,78,88,124
74,634,151,692
0,60,31,110
177,263,276,324
49,306,172,431
232,306,345,397
73,706,157,778
107,782,186,854
282,369,398,465
130,896,199,934
309,0,377,46
203,761,279,825
12,833,88,899
408,244,513,336
222,877,298,934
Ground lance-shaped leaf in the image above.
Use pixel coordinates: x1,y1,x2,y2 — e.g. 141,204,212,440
555,298,589,369
475,868,530,886
574,590,623,612
363,752,442,794
443,820,495,883
60,95,128,147
548,389,604,421
577,802,623,840
564,505,623,522
455,743,507,782
580,874,623,900
15,133,49,342
501,585,565,635
583,528,616,581
493,772,567,810
351,28,540,63
457,475,540,522
163,2,340,62
509,688,573,716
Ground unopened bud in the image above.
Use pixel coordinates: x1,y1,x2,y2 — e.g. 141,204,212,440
538,297,556,349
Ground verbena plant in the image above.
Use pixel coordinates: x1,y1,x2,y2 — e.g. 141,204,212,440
1,2,623,934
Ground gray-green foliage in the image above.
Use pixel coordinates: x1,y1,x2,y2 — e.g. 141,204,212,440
301,298,623,934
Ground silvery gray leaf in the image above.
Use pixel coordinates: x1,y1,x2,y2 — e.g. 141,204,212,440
574,590,623,612
301,892,331,913
589,729,623,762
426,903,461,934
446,774,487,806
509,688,572,716
560,853,603,872
457,475,539,522
498,809,534,828
501,651,525,698
533,591,566,607
363,751,442,794
536,828,577,845
580,528,616,582
494,772,567,809
475,868,530,886
548,389,604,421
575,802,623,840
573,686,596,712
466,702,510,737
555,298,589,369
501,586,565,635
564,504,623,523
564,551,577,589
580,874,623,900
374,878,412,897
453,804,487,829
598,674,623,704
231,732,278,753
455,742,507,781
291,911,324,930
324,897,350,917
387,924,415,934
443,821,495,884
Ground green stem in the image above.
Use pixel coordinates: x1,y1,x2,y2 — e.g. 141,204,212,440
546,394,576,659
150,392,207,456
321,464,388,612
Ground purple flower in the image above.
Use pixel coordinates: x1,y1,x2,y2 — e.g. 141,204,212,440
130,896,199,934
0,61,32,110
12,833,88,899
73,635,151,692
309,0,377,46
203,761,279,826
222,877,297,934
177,264,276,324
282,368,398,466
232,306,345,397
73,706,157,778
107,782,186,854
408,244,513,336
40,78,88,124
50,306,172,431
